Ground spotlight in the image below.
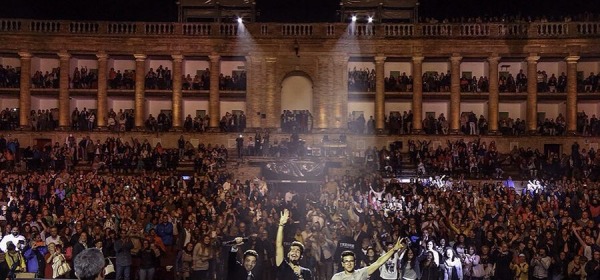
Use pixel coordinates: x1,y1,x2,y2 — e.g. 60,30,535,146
237,17,243,24
351,15,357,22
367,17,373,23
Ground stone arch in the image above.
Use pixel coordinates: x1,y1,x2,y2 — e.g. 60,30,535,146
280,70,314,113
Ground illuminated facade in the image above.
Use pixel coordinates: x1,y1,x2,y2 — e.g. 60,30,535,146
0,19,599,151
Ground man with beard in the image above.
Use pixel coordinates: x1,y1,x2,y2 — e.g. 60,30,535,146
276,209,312,280
228,237,260,280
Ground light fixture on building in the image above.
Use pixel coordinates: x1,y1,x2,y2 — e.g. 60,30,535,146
351,15,357,22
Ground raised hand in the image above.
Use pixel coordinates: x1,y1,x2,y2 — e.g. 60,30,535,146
280,209,290,225
394,237,407,251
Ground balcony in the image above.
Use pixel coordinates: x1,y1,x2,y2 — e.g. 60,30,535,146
1,18,600,39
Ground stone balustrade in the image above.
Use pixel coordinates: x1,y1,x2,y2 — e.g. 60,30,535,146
1,18,599,38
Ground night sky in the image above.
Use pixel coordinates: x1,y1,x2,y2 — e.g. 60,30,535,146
0,0,597,22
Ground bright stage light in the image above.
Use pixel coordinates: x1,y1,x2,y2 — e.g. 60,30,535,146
237,17,243,24
351,15,357,22
367,17,373,23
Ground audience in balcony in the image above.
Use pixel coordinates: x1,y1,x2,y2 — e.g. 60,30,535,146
219,71,246,91
32,69,60,89
145,66,172,90
0,108,18,131
183,114,210,132
538,115,566,136
30,109,59,131
386,111,413,135
419,12,600,24
281,110,312,133
71,107,96,131
0,65,20,88
108,68,136,90
348,67,375,92
145,112,173,132
384,72,413,92
347,113,370,134
71,66,98,89
583,72,600,93
379,68,600,95
219,111,246,133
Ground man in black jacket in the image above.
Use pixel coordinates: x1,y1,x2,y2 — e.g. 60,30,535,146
228,237,259,280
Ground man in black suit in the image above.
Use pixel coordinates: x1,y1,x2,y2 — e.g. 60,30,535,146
228,237,260,280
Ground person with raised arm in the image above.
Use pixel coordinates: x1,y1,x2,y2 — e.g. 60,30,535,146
331,237,407,280
228,237,260,280
275,209,312,280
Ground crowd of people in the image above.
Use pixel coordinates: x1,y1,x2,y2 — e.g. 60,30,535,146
381,69,600,95
0,64,250,93
71,67,98,89
281,110,313,134
220,111,247,133
0,131,597,280
349,67,376,92
0,65,20,88
418,12,600,24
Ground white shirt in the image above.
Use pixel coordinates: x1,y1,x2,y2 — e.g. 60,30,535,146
379,252,399,279
331,267,369,280
0,234,26,251
45,235,61,246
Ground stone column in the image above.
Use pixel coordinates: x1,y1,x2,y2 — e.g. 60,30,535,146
134,54,146,129
449,55,462,133
374,55,386,133
526,55,540,134
314,57,330,130
96,52,109,129
171,54,184,130
334,55,349,131
245,55,263,128
58,51,71,129
487,56,500,134
18,52,32,129
566,55,580,135
264,57,278,128
412,56,424,133
208,54,220,129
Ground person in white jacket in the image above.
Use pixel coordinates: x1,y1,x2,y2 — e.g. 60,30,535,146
530,247,552,280
0,227,26,252
442,247,463,280
462,245,484,279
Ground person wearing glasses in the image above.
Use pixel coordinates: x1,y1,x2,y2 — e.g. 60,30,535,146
331,237,407,280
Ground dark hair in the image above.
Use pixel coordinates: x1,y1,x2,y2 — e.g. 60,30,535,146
74,248,105,280
243,250,258,260
290,241,305,255
341,250,355,259
6,241,15,251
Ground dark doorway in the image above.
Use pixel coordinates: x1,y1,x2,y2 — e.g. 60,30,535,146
34,138,52,150
544,144,561,156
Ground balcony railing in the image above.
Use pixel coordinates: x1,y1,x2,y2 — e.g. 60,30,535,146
1,19,600,39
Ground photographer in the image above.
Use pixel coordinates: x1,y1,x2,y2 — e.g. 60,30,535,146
23,233,48,278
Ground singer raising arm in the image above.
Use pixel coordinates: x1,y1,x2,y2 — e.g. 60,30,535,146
275,209,289,266
367,237,407,275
